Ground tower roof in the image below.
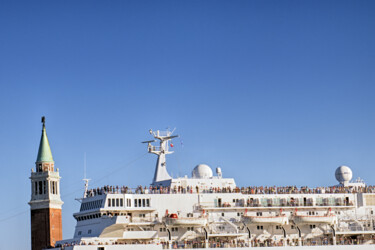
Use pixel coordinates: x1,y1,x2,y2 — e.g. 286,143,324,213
36,117,54,163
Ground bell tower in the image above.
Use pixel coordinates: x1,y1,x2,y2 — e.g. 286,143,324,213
29,117,63,250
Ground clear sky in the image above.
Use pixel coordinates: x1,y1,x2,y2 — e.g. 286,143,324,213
0,0,374,249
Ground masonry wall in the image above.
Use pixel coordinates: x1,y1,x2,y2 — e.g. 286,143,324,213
31,208,62,250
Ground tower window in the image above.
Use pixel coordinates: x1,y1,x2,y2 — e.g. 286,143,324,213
43,181,46,194
34,182,37,195
39,181,42,194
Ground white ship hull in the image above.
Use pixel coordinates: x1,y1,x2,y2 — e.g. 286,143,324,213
54,244,375,250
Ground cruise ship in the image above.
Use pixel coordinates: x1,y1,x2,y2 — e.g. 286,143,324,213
29,120,375,250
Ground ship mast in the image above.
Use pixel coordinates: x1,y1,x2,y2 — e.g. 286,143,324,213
143,129,178,186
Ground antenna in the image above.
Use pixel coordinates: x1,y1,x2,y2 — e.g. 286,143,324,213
82,152,91,198
84,152,86,179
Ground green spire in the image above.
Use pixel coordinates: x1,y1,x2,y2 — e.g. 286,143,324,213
36,117,54,163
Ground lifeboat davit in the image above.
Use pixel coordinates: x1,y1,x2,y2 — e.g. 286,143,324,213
242,214,288,225
165,213,208,227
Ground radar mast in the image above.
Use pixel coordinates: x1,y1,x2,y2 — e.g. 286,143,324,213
142,129,178,186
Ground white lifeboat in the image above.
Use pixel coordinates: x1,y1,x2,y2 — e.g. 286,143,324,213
165,213,208,227
242,209,288,225
242,214,288,225
293,208,337,225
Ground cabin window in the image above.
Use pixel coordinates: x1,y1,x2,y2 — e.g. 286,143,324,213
146,199,150,207
116,198,119,207
120,198,123,207
139,199,142,207
221,213,225,216
98,247,105,250
108,199,111,207
256,212,263,216
134,199,138,207
112,199,115,206
310,225,316,229
142,199,145,207
257,226,263,230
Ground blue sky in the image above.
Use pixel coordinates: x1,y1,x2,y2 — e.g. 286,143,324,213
0,0,374,249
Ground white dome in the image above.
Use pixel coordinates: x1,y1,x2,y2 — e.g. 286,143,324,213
335,165,353,183
192,164,213,179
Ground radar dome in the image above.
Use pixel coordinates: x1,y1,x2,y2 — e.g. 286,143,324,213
335,166,353,184
192,164,213,179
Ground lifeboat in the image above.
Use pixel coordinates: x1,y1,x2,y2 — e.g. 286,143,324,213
293,208,337,225
165,213,208,227
293,214,337,224
242,214,288,225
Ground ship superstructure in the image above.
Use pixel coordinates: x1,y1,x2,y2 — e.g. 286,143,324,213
49,129,375,250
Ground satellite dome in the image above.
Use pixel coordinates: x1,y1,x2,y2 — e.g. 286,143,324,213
192,164,213,179
335,166,353,184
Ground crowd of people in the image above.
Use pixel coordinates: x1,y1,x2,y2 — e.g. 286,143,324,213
85,184,375,197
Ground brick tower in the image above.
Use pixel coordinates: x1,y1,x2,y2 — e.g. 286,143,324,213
29,117,63,250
